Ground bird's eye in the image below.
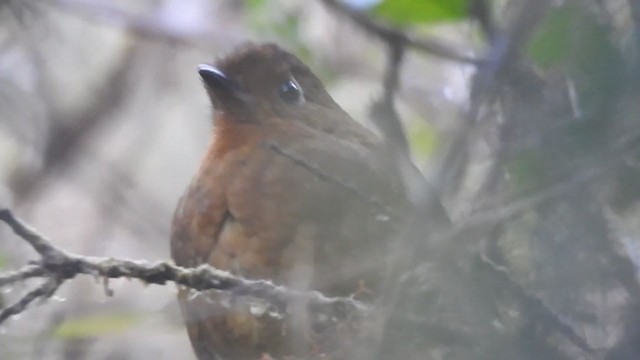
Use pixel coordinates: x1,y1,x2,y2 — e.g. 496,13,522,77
278,79,304,104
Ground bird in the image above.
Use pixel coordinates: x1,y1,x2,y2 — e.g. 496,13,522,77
170,43,411,360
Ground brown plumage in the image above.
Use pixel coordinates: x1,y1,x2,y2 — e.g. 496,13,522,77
171,43,409,359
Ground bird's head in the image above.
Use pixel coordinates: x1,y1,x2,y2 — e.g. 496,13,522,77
198,43,350,131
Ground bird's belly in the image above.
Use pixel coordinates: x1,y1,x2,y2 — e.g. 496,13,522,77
181,214,387,359
210,206,387,295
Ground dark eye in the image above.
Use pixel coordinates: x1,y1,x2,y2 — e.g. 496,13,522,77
278,79,304,104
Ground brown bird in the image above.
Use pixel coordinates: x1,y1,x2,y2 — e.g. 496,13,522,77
171,43,409,360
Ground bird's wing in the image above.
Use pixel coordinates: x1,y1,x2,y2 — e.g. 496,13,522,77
170,145,312,359
170,156,231,268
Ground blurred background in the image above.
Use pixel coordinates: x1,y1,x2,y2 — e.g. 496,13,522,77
1,0,640,359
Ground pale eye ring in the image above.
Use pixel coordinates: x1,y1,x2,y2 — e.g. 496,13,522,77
278,79,304,104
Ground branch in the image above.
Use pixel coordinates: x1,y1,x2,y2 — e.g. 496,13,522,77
469,0,496,41
434,0,551,198
0,265,45,287
0,209,369,326
11,44,139,202
0,277,61,324
439,133,640,244
47,0,220,47
370,41,410,158
476,254,593,354
319,0,481,65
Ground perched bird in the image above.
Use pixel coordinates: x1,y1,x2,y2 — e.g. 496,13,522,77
171,43,410,359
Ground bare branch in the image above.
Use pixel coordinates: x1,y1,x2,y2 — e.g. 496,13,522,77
0,265,45,287
10,44,139,202
476,254,593,354
470,0,496,41
0,277,61,324
435,0,551,198
319,0,481,65
0,209,369,325
370,41,410,158
439,131,640,244
0,210,66,259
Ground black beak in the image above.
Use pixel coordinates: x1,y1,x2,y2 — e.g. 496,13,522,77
198,64,251,104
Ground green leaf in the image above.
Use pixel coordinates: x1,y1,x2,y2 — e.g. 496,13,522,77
53,313,144,339
408,119,438,158
527,5,573,67
527,4,619,71
244,1,310,60
527,2,623,152
0,254,8,269
372,0,470,25
246,0,267,10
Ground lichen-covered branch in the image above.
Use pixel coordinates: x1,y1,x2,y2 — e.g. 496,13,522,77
0,209,369,326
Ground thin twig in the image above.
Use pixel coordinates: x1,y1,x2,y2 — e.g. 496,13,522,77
435,0,551,198
438,130,640,245
0,265,46,287
0,210,66,259
0,277,61,324
476,254,593,354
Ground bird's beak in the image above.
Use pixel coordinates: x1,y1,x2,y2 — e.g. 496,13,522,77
198,64,252,105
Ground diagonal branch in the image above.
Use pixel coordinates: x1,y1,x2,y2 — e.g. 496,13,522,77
10,45,138,202
0,277,61,324
435,0,551,199
476,254,593,354
0,209,66,259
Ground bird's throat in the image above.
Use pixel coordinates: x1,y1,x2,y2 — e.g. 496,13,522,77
211,115,265,159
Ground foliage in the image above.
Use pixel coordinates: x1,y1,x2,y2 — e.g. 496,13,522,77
372,0,471,24
53,313,143,339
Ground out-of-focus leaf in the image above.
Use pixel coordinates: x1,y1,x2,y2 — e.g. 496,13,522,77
53,313,144,339
506,150,547,191
244,1,310,63
528,3,620,75
274,15,302,46
246,0,267,9
408,119,438,158
527,5,572,67
0,254,7,269
523,2,623,189
372,0,470,25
